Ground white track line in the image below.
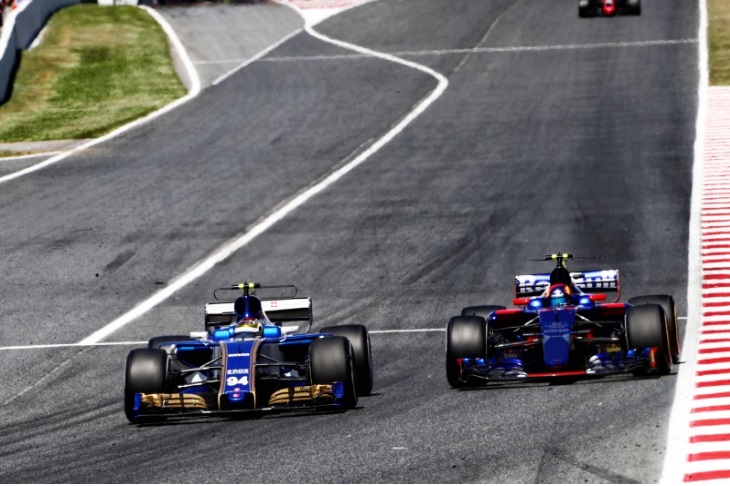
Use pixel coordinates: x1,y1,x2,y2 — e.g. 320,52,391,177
211,28,303,86
4,320,691,352
143,6,201,96
0,342,147,351
2,328,446,351
77,2,448,346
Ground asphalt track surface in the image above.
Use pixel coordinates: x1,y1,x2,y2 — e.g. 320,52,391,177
0,0,698,483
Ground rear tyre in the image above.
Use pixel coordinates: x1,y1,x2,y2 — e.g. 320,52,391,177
309,336,357,409
578,1,593,18
320,324,373,396
627,0,641,15
446,315,487,388
629,295,680,364
124,348,168,423
625,304,672,375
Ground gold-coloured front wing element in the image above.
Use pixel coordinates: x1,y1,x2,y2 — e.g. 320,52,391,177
139,393,209,411
267,385,334,406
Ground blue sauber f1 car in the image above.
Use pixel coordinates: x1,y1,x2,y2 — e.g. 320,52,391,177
578,0,641,17
124,283,373,423
446,253,680,388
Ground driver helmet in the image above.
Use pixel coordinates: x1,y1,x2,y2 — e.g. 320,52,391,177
233,295,263,336
234,317,262,336
548,284,572,307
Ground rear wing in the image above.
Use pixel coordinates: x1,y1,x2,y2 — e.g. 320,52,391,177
514,269,620,300
204,297,313,332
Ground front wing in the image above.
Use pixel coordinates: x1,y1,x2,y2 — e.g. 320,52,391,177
128,383,348,421
454,346,663,386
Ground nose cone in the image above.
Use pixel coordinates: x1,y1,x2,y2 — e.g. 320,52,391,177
603,0,616,15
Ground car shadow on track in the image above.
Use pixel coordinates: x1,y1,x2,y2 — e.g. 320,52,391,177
127,406,368,427
453,371,674,392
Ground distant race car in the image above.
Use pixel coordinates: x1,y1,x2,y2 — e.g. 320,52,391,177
446,253,680,388
578,0,641,17
124,283,373,423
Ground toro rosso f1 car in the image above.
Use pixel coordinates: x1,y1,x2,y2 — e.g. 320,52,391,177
124,283,373,423
579,0,641,17
446,253,680,388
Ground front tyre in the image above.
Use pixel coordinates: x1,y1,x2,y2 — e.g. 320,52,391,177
446,315,487,388
309,336,358,409
625,304,672,375
320,324,373,396
124,348,168,423
629,295,680,364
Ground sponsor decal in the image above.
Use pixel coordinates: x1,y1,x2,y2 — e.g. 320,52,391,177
227,368,249,375
228,353,250,357
518,270,618,293
574,270,618,289
516,275,549,294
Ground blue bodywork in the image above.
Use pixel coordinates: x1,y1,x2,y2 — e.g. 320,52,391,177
540,307,576,367
128,326,349,421
125,284,367,423
447,254,675,387
453,289,662,384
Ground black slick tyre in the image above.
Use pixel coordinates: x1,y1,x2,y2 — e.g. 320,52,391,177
320,324,373,396
124,348,168,423
309,336,357,409
446,315,487,388
629,295,680,364
625,304,672,375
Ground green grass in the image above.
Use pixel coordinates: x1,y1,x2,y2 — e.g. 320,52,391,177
0,4,186,142
0,150,29,157
709,0,730,85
